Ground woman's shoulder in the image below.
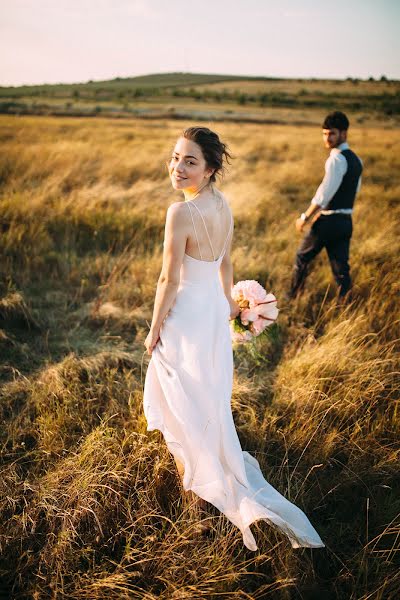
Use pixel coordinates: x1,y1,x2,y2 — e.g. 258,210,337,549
166,201,190,226
167,200,188,214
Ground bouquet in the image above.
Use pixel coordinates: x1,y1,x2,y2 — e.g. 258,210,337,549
230,280,279,343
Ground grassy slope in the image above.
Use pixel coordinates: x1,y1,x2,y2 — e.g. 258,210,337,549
1,72,399,124
0,115,399,599
0,72,252,94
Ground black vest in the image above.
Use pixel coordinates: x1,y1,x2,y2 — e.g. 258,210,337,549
327,149,363,210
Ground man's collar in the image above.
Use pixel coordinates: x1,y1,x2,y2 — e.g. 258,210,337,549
331,141,349,155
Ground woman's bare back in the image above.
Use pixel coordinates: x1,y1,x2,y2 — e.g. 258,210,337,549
184,190,232,262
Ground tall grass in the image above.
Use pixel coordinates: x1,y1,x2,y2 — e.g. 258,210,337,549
0,115,399,599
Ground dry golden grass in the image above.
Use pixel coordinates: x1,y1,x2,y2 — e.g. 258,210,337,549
0,114,399,599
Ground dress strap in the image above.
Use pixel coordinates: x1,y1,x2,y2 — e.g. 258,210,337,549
219,211,233,259
188,200,216,261
185,201,203,260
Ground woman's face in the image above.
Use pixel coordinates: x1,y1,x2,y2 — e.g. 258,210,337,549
169,137,213,193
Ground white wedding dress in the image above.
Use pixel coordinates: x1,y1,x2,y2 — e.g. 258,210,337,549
143,198,324,551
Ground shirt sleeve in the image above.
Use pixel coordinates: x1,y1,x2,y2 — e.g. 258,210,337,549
356,157,363,194
311,152,348,209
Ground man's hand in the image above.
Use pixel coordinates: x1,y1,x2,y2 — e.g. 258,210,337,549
296,217,306,233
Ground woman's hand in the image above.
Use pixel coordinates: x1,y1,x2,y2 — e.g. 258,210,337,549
144,328,160,355
228,297,241,321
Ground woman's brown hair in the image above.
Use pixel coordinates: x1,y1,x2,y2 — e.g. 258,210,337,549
182,126,232,182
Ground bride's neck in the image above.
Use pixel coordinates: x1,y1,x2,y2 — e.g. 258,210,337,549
184,181,213,202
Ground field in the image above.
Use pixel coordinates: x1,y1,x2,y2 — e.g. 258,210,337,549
0,110,399,599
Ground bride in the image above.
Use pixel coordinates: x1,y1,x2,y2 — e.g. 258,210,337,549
143,126,324,551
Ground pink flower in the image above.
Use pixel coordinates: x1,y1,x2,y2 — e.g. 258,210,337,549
240,307,258,325
230,281,279,344
231,329,253,343
232,280,267,308
251,317,266,336
254,293,279,323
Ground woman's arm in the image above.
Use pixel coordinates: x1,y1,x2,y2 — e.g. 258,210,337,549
219,225,240,320
145,203,187,354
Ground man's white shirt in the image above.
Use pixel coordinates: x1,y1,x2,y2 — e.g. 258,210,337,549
311,142,362,213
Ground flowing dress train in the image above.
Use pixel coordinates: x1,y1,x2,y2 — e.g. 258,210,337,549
143,199,324,551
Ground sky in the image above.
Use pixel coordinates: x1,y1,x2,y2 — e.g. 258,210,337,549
0,0,399,86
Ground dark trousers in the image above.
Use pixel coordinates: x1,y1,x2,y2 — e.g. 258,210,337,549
290,214,353,298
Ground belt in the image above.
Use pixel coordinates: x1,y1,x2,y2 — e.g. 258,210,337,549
320,209,353,215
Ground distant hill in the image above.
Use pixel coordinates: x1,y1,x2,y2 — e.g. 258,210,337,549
0,72,399,123
0,72,277,95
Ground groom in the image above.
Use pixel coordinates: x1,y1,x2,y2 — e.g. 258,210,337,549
289,111,363,300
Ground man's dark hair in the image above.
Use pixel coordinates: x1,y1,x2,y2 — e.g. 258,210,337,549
322,111,350,131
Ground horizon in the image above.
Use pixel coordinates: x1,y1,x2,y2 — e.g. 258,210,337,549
1,70,398,90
